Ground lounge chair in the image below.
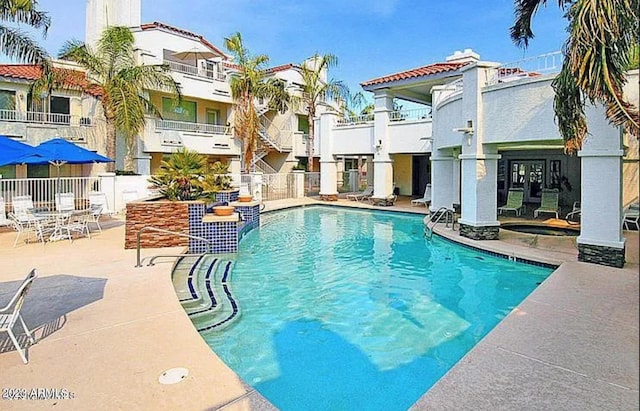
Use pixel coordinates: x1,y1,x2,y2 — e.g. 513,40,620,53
565,201,581,224
498,188,525,216
370,194,397,206
411,184,432,207
534,188,560,219
623,202,639,230
346,186,373,202
0,269,37,364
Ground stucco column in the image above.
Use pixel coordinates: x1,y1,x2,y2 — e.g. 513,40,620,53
229,157,242,188
318,111,339,200
372,91,394,200
366,157,374,188
577,127,626,267
430,151,455,212
293,170,305,198
98,172,116,213
457,62,501,240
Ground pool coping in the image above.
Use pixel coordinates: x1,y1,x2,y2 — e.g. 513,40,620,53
0,199,636,410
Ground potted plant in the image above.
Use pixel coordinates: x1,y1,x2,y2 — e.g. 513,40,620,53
148,149,235,216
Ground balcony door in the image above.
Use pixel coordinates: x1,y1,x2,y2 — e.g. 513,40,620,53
509,160,545,203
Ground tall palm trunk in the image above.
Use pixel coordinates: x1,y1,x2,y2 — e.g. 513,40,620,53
306,107,316,172
104,110,117,173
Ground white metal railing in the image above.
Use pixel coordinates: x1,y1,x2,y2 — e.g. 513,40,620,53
0,177,101,210
155,119,230,135
261,173,296,201
433,78,465,106
164,60,226,81
304,172,320,195
491,51,562,85
336,113,374,127
254,159,277,175
390,108,431,122
0,109,94,127
259,114,293,151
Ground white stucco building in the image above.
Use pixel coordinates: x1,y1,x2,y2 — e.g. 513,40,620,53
317,49,639,268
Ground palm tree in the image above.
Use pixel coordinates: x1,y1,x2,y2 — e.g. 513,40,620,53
48,25,181,172
511,0,639,153
224,32,289,172
298,53,348,171
0,0,50,66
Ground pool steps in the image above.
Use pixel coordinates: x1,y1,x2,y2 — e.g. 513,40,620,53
172,254,240,332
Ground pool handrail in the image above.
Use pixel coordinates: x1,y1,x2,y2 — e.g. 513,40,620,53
136,226,214,267
424,207,457,239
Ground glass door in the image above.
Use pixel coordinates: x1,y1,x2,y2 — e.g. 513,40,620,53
510,160,545,203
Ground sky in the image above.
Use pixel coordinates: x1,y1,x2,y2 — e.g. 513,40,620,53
17,0,568,100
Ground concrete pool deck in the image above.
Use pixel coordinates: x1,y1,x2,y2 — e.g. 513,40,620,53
0,198,637,410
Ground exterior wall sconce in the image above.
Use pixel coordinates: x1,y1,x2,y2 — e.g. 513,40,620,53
453,120,474,146
375,139,383,149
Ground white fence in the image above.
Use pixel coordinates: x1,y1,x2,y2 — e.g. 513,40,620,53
0,177,101,209
1,172,306,213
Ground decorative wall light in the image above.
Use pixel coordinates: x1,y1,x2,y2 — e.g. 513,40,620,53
453,120,474,146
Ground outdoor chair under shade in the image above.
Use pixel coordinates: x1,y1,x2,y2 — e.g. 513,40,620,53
0,269,37,364
534,188,560,219
0,197,10,227
11,195,35,216
497,188,525,216
411,184,432,207
54,192,75,211
346,186,373,202
623,202,639,230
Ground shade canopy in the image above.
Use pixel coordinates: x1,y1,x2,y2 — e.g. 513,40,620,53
172,47,217,61
7,138,114,166
0,136,47,167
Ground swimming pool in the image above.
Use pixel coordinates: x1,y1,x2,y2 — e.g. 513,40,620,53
191,206,553,410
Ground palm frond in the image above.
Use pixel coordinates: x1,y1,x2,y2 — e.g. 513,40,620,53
0,0,50,34
0,25,48,63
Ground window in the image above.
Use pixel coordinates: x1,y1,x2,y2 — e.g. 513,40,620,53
206,109,219,125
162,97,197,123
0,165,16,179
0,90,16,111
27,164,49,178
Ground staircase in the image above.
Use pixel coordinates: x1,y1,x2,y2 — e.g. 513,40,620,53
248,102,293,172
172,254,239,332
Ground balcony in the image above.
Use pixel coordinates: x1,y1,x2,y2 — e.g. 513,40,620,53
0,110,94,127
164,60,226,82
155,119,230,135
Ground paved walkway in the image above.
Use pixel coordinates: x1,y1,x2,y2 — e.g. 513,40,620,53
0,199,637,410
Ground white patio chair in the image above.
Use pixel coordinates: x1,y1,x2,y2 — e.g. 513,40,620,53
55,192,75,212
411,184,432,207
11,195,34,217
0,269,37,364
0,197,10,227
65,210,92,240
88,191,114,216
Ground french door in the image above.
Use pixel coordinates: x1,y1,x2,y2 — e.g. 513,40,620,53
509,160,545,202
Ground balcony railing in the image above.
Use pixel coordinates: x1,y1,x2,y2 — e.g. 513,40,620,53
165,60,226,81
155,119,231,135
390,108,431,122
0,110,94,126
491,51,563,85
336,113,374,127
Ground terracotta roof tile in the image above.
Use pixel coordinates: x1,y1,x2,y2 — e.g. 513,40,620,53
140,22,228,60
264,63,298,74
0,65,103,97
361,61,469,87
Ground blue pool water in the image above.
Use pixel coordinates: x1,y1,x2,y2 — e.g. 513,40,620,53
200,206,553,410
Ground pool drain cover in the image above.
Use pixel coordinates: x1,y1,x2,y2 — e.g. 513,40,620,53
158,367,189,385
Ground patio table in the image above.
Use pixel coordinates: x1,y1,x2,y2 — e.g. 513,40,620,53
32,209,91,242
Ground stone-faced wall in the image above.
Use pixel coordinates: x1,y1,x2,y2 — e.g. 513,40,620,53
124,200,195,249
459,224,500,240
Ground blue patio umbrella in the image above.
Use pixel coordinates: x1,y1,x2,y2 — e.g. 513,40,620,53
0,135,47,167
6,137,114,192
